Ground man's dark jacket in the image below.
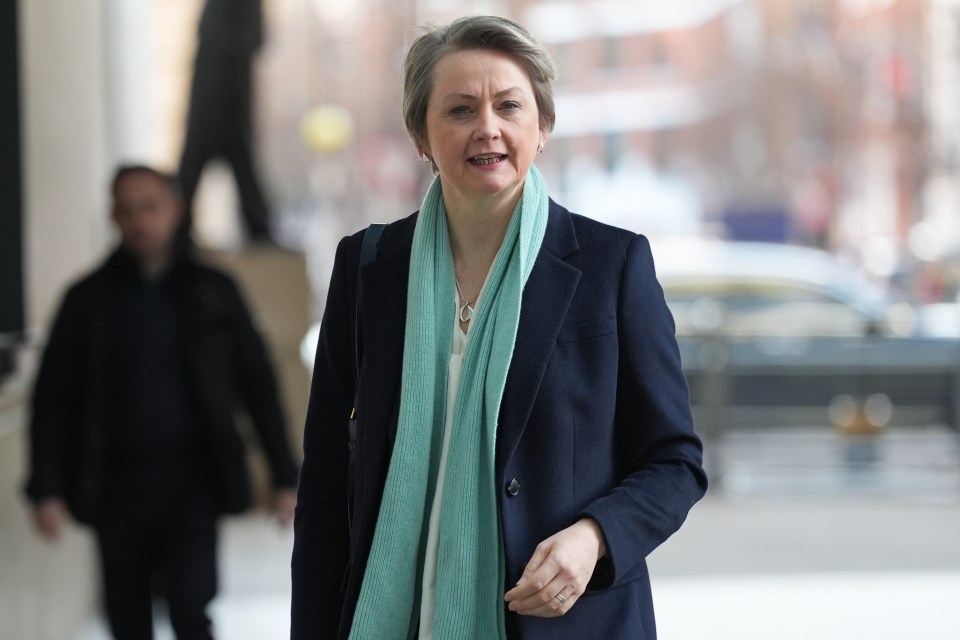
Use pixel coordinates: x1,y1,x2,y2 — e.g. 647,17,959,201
25,248,299,523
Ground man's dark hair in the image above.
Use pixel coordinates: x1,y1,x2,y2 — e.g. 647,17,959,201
111,164,182,198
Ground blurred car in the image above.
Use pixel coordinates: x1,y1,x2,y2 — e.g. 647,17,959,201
917,300,960,339
651,239,960,437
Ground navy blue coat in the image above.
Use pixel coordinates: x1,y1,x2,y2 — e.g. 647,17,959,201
292,201,707,639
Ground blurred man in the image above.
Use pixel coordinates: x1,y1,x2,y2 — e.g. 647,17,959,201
25,165,298,639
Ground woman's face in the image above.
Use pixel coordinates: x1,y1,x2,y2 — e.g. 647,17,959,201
421,49,546,211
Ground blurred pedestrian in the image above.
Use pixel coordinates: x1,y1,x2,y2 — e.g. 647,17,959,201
25,165,299,639
291,15,706,640
178,0,273,244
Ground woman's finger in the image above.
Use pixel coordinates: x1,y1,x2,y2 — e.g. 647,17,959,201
506,572,568,614
504,519,603,617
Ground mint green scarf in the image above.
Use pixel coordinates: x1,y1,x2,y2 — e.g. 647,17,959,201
348,166,549,639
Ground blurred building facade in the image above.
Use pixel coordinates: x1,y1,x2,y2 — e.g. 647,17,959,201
514,0,938,280
45,0,949,301
255,0,956,298
15,0,953,333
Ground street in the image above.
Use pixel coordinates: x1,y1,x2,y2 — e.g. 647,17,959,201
75,426,960,639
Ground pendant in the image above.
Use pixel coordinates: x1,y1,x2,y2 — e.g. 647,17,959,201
459,301,474,323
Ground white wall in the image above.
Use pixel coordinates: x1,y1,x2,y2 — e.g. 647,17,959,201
21,0,112,334
10,1,115,636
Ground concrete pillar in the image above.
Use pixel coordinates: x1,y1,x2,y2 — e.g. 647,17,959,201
21,0,111,333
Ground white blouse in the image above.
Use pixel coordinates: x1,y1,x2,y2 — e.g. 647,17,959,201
418,269,492,639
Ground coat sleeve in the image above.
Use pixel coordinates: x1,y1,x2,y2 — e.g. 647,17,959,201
291,233,361,638
222,276,299,489
24,285,87,504
578,233,707,590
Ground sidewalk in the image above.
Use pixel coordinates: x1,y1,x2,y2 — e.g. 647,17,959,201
72,424,960,640
648,481,960,639
655,571,960,639
74,491,960,639
72,514,293,640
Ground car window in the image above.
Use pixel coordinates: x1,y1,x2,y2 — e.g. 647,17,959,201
666,283,875,337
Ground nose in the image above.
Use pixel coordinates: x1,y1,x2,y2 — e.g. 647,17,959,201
473,106,501,141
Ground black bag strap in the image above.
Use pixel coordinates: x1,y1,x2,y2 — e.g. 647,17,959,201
353,223,386,384
349,223,386,443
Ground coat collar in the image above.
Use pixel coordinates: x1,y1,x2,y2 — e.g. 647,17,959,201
497,201,581,478
358,201,582,468
369,199,579,263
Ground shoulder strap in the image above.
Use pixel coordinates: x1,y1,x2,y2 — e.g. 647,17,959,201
354,223,386,385
359,224,386,272
346,223,386,529
348,223,386,455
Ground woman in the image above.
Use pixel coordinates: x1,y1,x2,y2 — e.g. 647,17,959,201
292,15,707,640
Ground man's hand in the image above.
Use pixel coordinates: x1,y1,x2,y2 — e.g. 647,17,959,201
32,498,69,542
503,518,607,617
271,488,297,527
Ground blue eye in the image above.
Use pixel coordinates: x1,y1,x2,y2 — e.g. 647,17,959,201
501,101,521,111
450,106,471,115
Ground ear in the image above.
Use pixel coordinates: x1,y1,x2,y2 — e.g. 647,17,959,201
418,142,432,162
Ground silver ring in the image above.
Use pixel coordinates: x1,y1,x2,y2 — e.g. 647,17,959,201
554,593,566,605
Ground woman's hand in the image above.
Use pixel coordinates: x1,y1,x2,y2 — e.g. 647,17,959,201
503,517,607,617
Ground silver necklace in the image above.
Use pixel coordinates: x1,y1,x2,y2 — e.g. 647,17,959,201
455,277,479,322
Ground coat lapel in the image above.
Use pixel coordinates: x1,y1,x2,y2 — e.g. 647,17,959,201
496,202,581,478
358,205,581,475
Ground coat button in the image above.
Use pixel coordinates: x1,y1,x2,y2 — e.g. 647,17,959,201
506,478,520,496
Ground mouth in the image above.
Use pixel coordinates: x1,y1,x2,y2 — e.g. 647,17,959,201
469,154,508,166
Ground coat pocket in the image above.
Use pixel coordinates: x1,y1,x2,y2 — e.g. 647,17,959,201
556,318,616,344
